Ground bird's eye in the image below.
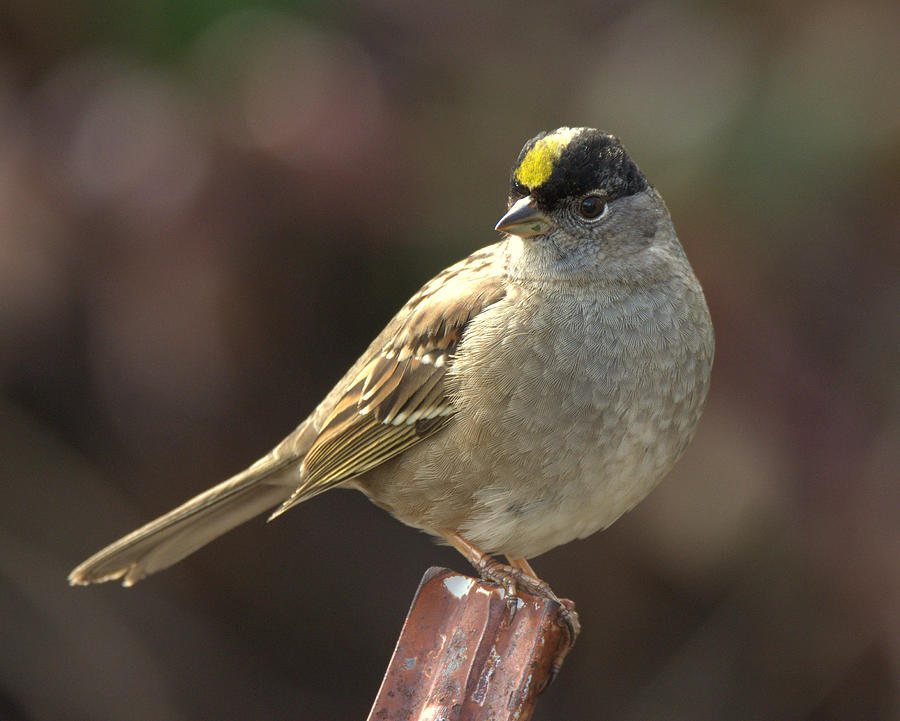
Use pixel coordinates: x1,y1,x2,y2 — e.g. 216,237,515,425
512,180,529,197
579,195,606,219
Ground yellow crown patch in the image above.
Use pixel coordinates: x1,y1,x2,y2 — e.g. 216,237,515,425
514,127,581,189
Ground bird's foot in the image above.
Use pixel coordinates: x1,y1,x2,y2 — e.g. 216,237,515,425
476,555,581,641
441,530,580,687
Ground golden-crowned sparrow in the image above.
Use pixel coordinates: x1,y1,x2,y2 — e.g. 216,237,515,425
69,128,714,633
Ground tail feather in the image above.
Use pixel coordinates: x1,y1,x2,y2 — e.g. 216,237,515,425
68,453,298,587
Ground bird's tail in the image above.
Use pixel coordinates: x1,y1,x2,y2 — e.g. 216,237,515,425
69,446,303,587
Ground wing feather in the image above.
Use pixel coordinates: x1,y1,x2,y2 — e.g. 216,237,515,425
268,250,505,519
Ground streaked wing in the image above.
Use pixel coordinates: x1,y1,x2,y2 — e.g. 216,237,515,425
300,359,453,491
271,249,505,515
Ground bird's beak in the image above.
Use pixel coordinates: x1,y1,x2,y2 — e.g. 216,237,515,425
494,196,553,238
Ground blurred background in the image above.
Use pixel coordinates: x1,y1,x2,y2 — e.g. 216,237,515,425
1,0,897,718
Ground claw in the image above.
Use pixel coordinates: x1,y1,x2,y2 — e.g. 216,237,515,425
503,578,519,620
557,598,581,640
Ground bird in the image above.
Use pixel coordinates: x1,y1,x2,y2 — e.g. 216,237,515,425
69,127,714,641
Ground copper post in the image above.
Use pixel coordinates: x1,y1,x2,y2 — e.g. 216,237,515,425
367,567,575,721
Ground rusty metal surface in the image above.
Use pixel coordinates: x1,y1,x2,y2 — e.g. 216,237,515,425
367,567,572,721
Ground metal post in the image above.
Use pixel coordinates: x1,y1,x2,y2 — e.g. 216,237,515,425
367,567,574,721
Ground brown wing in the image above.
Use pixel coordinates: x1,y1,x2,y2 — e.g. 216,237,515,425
269,249,505,517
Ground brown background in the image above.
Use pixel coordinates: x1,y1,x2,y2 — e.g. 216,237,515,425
1,1,898,718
